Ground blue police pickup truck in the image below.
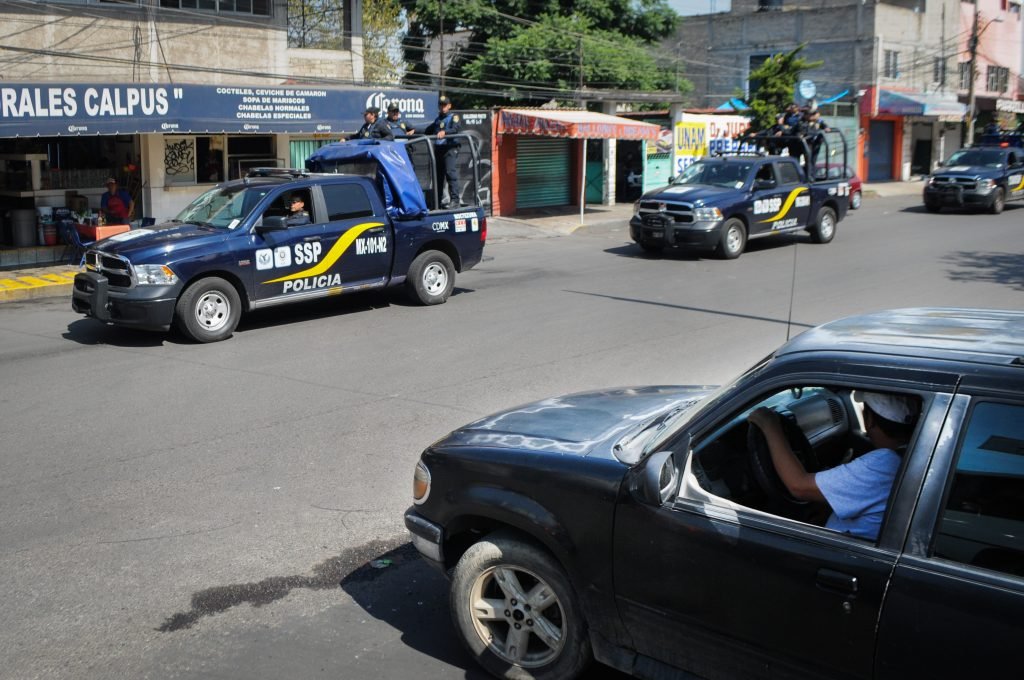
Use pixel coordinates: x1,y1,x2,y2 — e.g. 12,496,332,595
630,133,850,259
923,131,1024,214
72,137,486,343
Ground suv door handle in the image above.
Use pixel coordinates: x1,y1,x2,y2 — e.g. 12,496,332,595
303,235,321,242
816,568,858,596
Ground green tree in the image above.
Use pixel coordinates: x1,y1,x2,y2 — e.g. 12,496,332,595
363,0,406,84
745,45,822,133
287,0,346,50
399,0,683,106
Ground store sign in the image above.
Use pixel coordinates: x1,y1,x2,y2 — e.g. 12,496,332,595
673,114,751,174
0,84,436,136
996,99,1024,114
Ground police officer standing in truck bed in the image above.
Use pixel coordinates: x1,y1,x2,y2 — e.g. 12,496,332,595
349,106,394,141
425,95,462,208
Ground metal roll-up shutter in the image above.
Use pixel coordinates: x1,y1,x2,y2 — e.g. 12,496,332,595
516,137,571,209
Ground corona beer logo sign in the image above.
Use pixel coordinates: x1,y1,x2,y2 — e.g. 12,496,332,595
364,92,426,114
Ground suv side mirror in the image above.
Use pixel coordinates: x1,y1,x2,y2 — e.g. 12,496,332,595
634,443,687,506
256,215,288,233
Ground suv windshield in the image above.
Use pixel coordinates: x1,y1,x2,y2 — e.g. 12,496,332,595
673,161,753,188
946,149,1006,168
175,184,275,229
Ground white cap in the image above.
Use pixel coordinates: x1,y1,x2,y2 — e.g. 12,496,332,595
858,391,916,425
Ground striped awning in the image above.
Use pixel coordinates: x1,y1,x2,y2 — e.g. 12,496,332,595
498,108,661,140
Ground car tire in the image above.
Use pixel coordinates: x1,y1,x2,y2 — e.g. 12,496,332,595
989,187,1005,215
716,218,746,259
924,199,942,213
810,206,837,244
174,276,241,343
850,191,862,210
450,533,592,680
406,250,455,305
638,240,663,254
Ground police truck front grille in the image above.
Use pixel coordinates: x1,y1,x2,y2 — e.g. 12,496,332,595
638,201,694,224
933,177,977,190
85,250,134,288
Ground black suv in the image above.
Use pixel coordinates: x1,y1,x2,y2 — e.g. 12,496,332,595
405,308,1024,680
923,141,1024,214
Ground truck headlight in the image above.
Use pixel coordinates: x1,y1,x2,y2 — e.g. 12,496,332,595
633,200,641,216
693,207,722,222
412,460,431,504
979,179,995,190
133,264,178,285
926,176,936,185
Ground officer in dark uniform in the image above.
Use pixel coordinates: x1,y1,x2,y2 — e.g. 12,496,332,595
424,95,462,208
348,106,394,141
385,104,413,138
285,193,311,226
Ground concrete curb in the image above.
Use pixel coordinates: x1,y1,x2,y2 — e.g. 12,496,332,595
0,270,77,303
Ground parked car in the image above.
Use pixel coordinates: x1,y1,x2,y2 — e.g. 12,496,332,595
820,164,863,209
406,307,1024,680
72,137,486,343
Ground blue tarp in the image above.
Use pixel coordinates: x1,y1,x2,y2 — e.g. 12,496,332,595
715,98,750,112
305,140,428,219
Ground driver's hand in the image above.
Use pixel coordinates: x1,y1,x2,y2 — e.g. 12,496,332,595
748,407,781,434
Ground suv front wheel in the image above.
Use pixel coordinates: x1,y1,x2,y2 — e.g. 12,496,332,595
450,533,592,680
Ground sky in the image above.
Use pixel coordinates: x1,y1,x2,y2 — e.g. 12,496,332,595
667,0,732,16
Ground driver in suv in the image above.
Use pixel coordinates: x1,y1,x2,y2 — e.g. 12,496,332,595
748,391,919,540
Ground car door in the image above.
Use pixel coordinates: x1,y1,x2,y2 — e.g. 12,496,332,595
750,162,808,235
875,386,1024,679
317,180,393,288
252,187,327,302
612,368,953,679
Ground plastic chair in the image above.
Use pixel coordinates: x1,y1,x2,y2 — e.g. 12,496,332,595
61,222,94,266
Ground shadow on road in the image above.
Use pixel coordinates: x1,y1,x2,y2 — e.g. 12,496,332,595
603,234,808,261
943,250,1024,291
64,319,174,347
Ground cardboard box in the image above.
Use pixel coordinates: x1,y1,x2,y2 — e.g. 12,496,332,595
76,223,130,241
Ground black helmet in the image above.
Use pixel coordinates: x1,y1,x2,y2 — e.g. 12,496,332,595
386,103,400,113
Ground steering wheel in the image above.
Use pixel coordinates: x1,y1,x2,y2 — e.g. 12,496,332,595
747,409,819,504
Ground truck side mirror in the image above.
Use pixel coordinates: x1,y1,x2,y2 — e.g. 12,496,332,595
256,216,288,233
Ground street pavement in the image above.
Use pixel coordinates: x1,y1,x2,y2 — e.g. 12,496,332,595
0,180,925,303
2,190,1020,680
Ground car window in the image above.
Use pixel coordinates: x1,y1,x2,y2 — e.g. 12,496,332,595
754,164,776,187
932,401,1024,578
682,384,921,543
322,183,376,221
776,162,802,185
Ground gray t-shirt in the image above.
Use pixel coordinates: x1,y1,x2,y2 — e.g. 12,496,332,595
815,448,901,541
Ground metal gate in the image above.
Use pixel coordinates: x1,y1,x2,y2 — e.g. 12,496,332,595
516,137,570,209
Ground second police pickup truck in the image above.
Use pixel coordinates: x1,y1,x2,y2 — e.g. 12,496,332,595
72,136,486,343
923,130,1024,214
630,132,851,259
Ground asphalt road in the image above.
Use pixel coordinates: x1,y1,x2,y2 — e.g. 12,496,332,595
2,197,1022,680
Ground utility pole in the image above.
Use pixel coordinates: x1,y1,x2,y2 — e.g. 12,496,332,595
966,7,979,144
439,0,445,92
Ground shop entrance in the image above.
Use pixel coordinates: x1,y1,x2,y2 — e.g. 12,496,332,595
868,120,895,181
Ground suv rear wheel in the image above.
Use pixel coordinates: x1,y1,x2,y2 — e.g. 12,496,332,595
450,533,592,680
810,206,837,244
407,250,455,305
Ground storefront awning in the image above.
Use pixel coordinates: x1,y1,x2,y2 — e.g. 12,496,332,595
0,83,436,137
878,90,966,120
498,108,661,140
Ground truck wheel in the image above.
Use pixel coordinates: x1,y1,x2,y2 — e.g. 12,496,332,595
989,187,1005,215
450,534,592,680
407,250,455,305
924,199,942,213
716,218,746,259
810,206,837,244
638,240,662,254
174,277,241,343
850,191,862,210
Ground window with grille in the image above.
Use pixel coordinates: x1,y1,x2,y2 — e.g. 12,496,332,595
884,50,900,79
933,58,947,84
958,62,972,90
159,0,271,15
986,66,1009,93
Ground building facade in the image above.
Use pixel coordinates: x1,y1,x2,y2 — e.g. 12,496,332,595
0,0,443,250
673,0,1020,182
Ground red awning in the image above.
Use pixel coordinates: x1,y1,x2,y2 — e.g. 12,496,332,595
498,108,661,140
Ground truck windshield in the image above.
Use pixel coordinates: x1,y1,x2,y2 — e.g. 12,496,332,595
673,161,753,188
946,149,1006,168
175,185,272,229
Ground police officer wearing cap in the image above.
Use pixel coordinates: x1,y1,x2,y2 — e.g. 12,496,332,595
424,95,462,208
348,106,394,141
384,104,414,138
